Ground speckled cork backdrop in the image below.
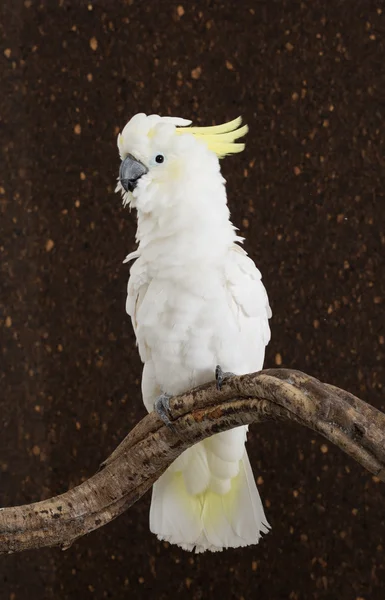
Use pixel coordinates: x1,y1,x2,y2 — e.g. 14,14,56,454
0,0,384,598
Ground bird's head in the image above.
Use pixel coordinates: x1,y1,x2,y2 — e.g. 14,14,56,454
115,113,248,215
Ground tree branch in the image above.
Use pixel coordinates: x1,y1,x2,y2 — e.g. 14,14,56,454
0,369,384,555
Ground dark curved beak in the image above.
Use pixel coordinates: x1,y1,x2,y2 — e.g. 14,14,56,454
119,154,148,192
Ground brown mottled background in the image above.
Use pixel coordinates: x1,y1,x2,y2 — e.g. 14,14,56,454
0,0,384,598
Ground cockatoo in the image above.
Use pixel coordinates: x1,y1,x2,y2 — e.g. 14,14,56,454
116,113,272,553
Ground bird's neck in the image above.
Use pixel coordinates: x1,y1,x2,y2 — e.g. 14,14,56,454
134,204,238,270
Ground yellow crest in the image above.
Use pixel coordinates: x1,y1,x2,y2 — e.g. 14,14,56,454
176,116,248,158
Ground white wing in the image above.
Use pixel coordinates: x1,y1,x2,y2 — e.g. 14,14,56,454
125,252,151,362
226,244,271,345
211,243,271,378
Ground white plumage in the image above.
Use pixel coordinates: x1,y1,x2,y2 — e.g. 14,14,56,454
117,113,272,552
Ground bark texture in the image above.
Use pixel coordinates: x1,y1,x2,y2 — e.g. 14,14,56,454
0,369,384,555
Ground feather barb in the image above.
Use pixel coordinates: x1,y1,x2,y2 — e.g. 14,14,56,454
176,116,248,158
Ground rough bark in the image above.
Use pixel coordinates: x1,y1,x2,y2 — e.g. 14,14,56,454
0,369,384,555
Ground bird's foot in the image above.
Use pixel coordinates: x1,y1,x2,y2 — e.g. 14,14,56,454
215,364,235,391
154,392,174,429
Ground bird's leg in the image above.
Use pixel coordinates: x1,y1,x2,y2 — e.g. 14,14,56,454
215,364,235,391
156,367,235,428
154,392,174,429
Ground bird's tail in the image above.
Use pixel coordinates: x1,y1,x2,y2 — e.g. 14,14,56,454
149,439,270,553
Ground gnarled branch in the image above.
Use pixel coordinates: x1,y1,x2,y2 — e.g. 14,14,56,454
0,369,384,555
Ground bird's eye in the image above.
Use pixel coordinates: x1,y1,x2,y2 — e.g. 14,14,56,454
155,154,164,164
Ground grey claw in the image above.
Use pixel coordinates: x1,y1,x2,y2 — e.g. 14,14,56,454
155,393,174,429
215,364,235,391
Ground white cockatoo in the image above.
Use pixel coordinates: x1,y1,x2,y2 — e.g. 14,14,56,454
116,113,272,553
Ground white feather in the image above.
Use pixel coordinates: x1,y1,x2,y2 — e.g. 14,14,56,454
120,113,272,552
